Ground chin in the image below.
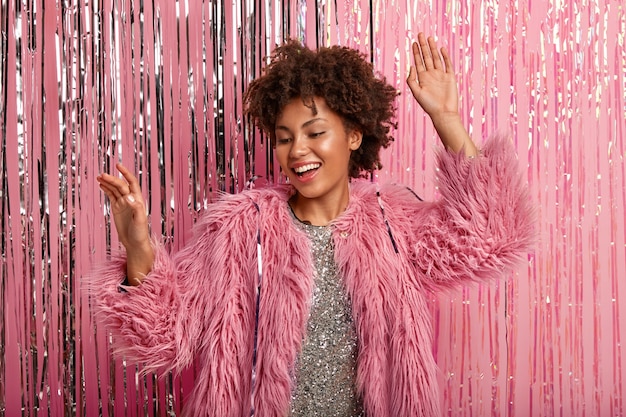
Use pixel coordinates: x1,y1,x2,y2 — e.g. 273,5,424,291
291,186,323,200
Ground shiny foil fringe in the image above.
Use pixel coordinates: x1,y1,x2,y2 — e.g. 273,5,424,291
0,0,625,416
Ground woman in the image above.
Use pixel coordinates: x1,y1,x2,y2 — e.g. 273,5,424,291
92,33,534,416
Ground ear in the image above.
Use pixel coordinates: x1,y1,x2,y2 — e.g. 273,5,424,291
348,130,363,151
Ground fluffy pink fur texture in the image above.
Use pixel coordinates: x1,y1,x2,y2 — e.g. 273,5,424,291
86,135,535,417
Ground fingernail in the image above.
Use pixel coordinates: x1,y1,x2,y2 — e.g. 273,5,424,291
127,195,135,203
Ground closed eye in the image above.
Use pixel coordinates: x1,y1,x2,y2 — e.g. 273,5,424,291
276,137,292,145
309,131,325,138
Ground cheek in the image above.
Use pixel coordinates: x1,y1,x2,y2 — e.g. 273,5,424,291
318,136,350,155
320,138,353,162
274,147,291,171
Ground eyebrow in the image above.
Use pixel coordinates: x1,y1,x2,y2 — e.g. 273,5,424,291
275,118,326,131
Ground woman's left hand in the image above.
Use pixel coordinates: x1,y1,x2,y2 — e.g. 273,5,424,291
406,32,478,156
406,32,459,120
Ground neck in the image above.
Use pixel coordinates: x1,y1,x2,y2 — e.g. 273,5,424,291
289,185,350,226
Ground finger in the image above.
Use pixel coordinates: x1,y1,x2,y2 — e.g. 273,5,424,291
406,64,416,83
99,180,129,202
98,182,117,201
116,163,142,195
406,66,422,98
428,36,443,70
417,33,434,70
441,46,454,74
98,173,131,199
412,41,425,72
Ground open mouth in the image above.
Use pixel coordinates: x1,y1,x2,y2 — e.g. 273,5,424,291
293,163,321,177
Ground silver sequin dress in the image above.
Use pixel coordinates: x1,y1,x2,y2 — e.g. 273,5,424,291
289,211,364,417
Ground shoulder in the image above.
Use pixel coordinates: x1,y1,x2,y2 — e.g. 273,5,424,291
342,181,424,227
379,183,423,205
210,185,290,211
193,185,292,232
350,181,423,208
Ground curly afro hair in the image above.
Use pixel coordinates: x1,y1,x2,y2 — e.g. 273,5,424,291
244,39,398,178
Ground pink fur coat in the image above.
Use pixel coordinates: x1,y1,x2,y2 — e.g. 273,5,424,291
88,136,535,416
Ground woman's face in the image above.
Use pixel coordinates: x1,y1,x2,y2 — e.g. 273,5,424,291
274,97,362,205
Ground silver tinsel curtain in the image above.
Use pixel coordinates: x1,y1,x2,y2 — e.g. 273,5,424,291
1,0,625,415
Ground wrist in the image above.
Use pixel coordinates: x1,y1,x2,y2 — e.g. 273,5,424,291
429,112,478,157
429,111,463,130
124,236,152,255
125,240,155,285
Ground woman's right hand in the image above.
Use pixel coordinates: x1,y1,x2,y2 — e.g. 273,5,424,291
97,163,154,285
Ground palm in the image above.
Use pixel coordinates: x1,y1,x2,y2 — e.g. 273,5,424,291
112,201,149,247
407,34,459,119
97,164,150,249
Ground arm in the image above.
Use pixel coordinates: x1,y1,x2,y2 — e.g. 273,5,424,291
92,165,257,374
383,136,535,290
86,194,259,375
406,33,478,157
397,33,534,288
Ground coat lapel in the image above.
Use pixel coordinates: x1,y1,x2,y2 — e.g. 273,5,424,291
252,188,316,416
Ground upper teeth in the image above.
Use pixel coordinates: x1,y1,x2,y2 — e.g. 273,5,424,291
294,163,320,174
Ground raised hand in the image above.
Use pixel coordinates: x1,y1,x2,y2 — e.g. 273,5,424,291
97,163,154,284
406,32,477,156
406,32,459,119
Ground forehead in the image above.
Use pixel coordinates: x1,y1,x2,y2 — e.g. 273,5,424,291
276,97,341,127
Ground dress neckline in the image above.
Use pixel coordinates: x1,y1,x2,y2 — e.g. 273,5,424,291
287,202,331,229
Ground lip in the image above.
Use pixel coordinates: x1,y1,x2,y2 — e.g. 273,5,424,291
290,161,321,170
289,161,321,183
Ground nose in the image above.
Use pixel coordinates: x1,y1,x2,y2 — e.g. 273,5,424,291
288,135,309,159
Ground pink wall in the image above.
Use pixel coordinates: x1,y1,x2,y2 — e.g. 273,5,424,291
1,0,624,415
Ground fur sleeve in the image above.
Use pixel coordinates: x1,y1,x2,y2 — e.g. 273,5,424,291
391,135,536,290
85,239,184,374
85,194,259,376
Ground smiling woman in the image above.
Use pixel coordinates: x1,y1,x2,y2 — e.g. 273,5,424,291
244,39,400,178
89,33,535,417
273,97,363,225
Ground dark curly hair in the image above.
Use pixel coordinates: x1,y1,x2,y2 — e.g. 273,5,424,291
244,39,398,178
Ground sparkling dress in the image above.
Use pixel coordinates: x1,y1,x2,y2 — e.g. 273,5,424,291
289,210,364,417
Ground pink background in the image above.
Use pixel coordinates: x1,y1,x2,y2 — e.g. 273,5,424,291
1,0,625,415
